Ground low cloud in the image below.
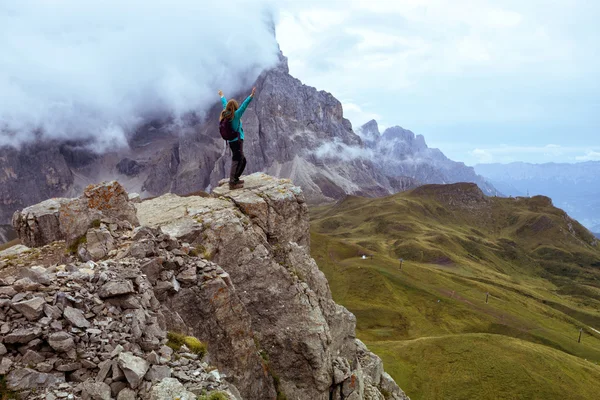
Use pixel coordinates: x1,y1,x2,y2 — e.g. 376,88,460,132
313,140,375,161
576,150,600,161
0,0,280,151
470,144,600,164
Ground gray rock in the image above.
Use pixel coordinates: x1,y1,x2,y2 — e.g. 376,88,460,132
4,327,42,344
44,303,62,319
149,378,196,400
82,379,112,400
11,297,46,321
117,352,149,389
12,198,70,247
6,368,65,391
59,181,139,248
98,280,134,299
63,306,91,328
48,331,75,353
0,343,6,356
117,387,137,400
84,227,116,261
0,357,13,375
145,365,171,382
22,350,46,364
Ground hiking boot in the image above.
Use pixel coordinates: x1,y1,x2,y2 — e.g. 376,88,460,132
229,182,244,190
233,179,245,184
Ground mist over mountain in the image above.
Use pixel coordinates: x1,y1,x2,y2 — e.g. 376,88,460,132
357,120,499,196
475,161,600,232
0,0,280,150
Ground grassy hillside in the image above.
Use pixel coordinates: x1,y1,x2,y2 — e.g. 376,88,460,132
310,183,600,399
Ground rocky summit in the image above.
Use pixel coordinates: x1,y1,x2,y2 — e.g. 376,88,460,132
1,173,409,400
0,51,497,240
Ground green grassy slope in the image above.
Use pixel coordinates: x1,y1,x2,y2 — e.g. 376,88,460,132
310,183,600,399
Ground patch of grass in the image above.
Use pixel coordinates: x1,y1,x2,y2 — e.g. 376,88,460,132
197,391,229,400
66,234,87,254
272,374,287,400
91,219,102,228
369,334,600,400
0,376,18,399
166,332,207,357
309,185,600,400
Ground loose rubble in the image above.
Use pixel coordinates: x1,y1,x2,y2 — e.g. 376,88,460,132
3,175,409,400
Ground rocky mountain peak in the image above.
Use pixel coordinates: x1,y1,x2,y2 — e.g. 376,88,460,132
3,174,409,400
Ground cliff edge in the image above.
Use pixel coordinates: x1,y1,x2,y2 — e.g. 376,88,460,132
3,173,408,400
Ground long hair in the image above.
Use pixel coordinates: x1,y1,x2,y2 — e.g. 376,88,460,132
220,99,239,122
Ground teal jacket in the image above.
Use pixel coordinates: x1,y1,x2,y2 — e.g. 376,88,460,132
221,95,253,142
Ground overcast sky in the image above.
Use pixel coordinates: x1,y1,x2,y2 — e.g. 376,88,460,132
276,0,600,165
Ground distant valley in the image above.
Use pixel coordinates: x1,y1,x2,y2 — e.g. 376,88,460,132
310,183,600,400
475,161,600,233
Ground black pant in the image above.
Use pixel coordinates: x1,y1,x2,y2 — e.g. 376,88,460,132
229,139,246,183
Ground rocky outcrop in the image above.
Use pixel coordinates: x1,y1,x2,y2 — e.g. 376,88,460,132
12,181,139,249
3,173,411,399
5,175,408,398
137,173,409,399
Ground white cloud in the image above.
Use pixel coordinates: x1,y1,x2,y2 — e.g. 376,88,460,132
471,148,494,163
276,0,598,158
0,0,280,150
467,144,600,164
576,150,600,161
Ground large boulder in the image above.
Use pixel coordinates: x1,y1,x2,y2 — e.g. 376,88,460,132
12,198,70,247
59,181,139,247
12,181,139,248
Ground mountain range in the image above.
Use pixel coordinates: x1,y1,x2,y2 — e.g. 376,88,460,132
0,52,498,241
475,161,600,232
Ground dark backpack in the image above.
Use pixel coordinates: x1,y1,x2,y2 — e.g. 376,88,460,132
219,118,238,141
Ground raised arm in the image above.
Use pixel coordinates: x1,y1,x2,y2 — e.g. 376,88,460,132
219,90,227,109
234,87,256,118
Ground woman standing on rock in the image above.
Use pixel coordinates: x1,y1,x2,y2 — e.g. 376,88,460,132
218,87,256,190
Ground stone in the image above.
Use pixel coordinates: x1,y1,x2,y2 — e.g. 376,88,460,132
56,361,82,372
0,244,30,258
145,365,171,382
176,267,197,285
12,198,70,247
149,378,197,400
6,368,65,391
117,352,149,389
98,280,134,299
110,381,128,397
44,304,62,319
22,350,46,364
4,327,42,344
11,297,46,321
59,181,139,248
13,277,42,292
0,343,6,356
140,259,162,285
0,286,17,297
82,379,112,400
117,388,137,400
0,357,13,375
85,227,116,261
63,306,91,328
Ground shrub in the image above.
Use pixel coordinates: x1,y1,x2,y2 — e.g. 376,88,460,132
166,332,207,357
